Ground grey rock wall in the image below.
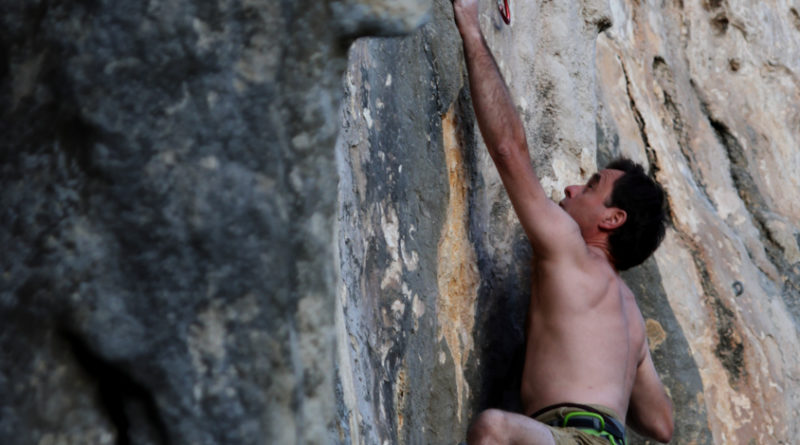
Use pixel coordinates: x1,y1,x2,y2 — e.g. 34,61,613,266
334,1,621,443
596,1,800,442
337,1,799,444
2,0,798,444
1,0,427,444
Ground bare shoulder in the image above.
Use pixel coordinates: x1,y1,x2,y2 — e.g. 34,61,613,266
579,246,620,285
523,198,587,259
619,279,648,361
537,230,602,275
617,278,637,305
533,246,621,310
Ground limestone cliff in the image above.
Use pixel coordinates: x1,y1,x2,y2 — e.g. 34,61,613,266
336,1,799,444
1,0,427,443
1,0,798,444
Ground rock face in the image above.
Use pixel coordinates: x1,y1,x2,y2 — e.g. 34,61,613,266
596,1,800,442
1,1,428,444
2,1,798,445
336,1,799,444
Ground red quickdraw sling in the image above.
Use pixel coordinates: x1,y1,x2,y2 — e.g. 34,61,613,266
497,0,511,25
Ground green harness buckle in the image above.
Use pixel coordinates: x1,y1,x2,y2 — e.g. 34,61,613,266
563,411,605,429
561,411,625,445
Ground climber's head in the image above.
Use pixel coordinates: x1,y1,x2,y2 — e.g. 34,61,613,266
602,158,667,270
560,157,666,271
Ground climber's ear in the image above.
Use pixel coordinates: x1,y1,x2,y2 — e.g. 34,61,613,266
599,207,626,231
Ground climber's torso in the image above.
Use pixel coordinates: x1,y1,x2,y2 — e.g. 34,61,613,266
520,245,646,423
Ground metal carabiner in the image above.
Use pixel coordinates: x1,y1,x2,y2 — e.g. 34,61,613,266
497,0,511,25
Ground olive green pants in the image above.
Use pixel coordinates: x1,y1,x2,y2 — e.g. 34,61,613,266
533,404,623,445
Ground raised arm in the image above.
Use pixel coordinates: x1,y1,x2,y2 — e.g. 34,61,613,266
452,0,528,164
451,0,581,257
627,344,674,443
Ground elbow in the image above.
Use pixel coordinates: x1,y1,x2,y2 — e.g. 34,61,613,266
492,140,526,165
653,407,674,443
634,400,674,443
653,421,673,443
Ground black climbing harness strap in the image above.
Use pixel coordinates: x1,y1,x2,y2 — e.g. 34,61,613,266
533,403,627,445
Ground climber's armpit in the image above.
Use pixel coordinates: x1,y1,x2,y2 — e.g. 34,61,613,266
493,148,585,260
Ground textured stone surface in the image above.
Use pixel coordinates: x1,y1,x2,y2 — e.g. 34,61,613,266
334,1,618,443
2,0,798,444
337,0,799,444
596,1,800,442
1,1,428,444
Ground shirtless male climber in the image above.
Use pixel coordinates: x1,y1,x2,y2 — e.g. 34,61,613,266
451,1,675,444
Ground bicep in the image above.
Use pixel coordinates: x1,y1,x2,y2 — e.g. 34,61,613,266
629,350,664,416
492,144,584,257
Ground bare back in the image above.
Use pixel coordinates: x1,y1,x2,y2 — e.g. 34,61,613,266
520,247,646,422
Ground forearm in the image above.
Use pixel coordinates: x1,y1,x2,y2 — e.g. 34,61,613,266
627,351,675,443
627,398,673,443
458,28,527,155
449,0,560,251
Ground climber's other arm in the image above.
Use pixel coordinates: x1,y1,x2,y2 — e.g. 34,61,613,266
626,341,674,443
452,0,582,258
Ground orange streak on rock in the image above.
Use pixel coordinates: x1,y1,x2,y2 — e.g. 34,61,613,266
436,104,480,423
